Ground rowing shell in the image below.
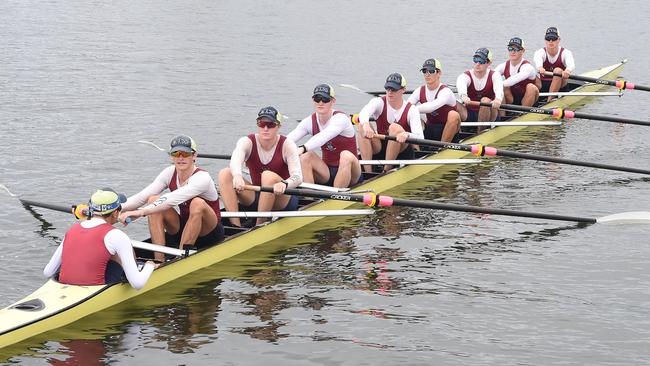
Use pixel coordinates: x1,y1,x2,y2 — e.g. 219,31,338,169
0,60,627,349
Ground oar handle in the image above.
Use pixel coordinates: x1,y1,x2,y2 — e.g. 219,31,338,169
543,72,650,92
244,185,393,207
197,153,231,160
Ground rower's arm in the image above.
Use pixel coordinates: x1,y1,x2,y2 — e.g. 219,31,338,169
533,48,545,70
358,97,383,126
406,87,421,105
406,106,424,139
417,87,455,114
43,242,63,278
492,72,505,101
562,48,575,73
122,168,171,211
503,63,536,87
106,229,154,290
455,73,471,98
142,171,216,213
229,136,253,178
282,140,303,189
302,114,350,152
286,117,310,144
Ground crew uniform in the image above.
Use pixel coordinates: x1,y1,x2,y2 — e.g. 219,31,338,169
495,37,539,105
456,48,504,122
44,189,155,289
533,27,575,93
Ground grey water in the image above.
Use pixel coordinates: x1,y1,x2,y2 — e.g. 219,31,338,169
1,0,650,364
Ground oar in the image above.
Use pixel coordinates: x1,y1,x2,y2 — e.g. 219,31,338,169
376,134,650,176
340,83,459,96
543,71,650,92
246,185,650,224
539,91,623,97
472,101,650,127
137,141,350,193
359,159,480,166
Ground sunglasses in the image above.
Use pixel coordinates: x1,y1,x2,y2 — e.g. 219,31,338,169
421,69,438,75
545,37,559,41
257,120,280,129
473,57,488,64
170,150,193,158
507,46,522,52
313,95,331,103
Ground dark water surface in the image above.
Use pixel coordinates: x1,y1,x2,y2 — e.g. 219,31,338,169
1,0,650,364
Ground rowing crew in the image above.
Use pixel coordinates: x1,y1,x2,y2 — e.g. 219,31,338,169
42,27,575,290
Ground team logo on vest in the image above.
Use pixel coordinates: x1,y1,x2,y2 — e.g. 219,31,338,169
324,142,336,152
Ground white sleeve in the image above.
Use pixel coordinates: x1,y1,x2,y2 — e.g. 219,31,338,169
43,242,63,278
503,63,536,87
407,86,421,105
533,48,545,69
358,97,384,125
407,106,424,139
492,71,505,101
141,171,215,214
562,49,575,72
456,73,471,97
104,229,154,290
282,139,303,188
417,87,456,114
286,117,311,144
230,136,253,178
122,167,171,211
303,114,350,152
494,62,506,76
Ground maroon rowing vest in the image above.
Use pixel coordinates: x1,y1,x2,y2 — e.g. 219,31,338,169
465,70,496,112
503,59,536,97
419,84,458,124
541,47,566,81
311,111,358,167
169,167,221,222
246,134,290,185
375,96,412,134
59,222,114,286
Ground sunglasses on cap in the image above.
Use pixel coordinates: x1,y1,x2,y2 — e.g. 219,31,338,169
170,150,193,158
473,56,488,64
313,95,331,104
507,46,522,52
421,68,438,75
257,120,280,128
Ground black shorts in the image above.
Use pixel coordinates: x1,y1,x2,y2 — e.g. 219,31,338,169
373,139,415,160
242,191,300,212
324,165,364,187
423,123,461,143
541,79,570,94
167,219,225,250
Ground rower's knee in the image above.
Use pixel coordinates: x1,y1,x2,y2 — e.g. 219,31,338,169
553,67,563,75
146,195,161,204
300,152,314,168
339,150,356,168
260,170,280,185
526,83,539,95
448,111,461,131
188,197,207,216
218,168,233,185
388,123,404,135
480,97,492,104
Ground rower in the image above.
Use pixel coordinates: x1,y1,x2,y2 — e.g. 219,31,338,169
456,48,504,126
408,58,461,143
534,27,576,101
43,189,157,289
119,135,224,261
357,73,424,172
217,106,303,227
495,37,540,108
287,84,362,188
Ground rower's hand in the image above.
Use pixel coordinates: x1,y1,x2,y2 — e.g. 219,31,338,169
562,70,571,79
461,95,471,105
362,123,375,139
396,131,409,143
538,67,546,76
233,175,246,191
273,181,286,194
118,211,141,226
492,99,502,110
145,260,160,269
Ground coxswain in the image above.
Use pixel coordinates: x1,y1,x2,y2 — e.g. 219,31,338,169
43,188,157,289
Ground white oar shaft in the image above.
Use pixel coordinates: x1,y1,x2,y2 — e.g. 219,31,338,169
299,182,350,192
359,159,481,165
461,121,562,127
132,241,195,256
539,91,622,97
221,209,374,218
